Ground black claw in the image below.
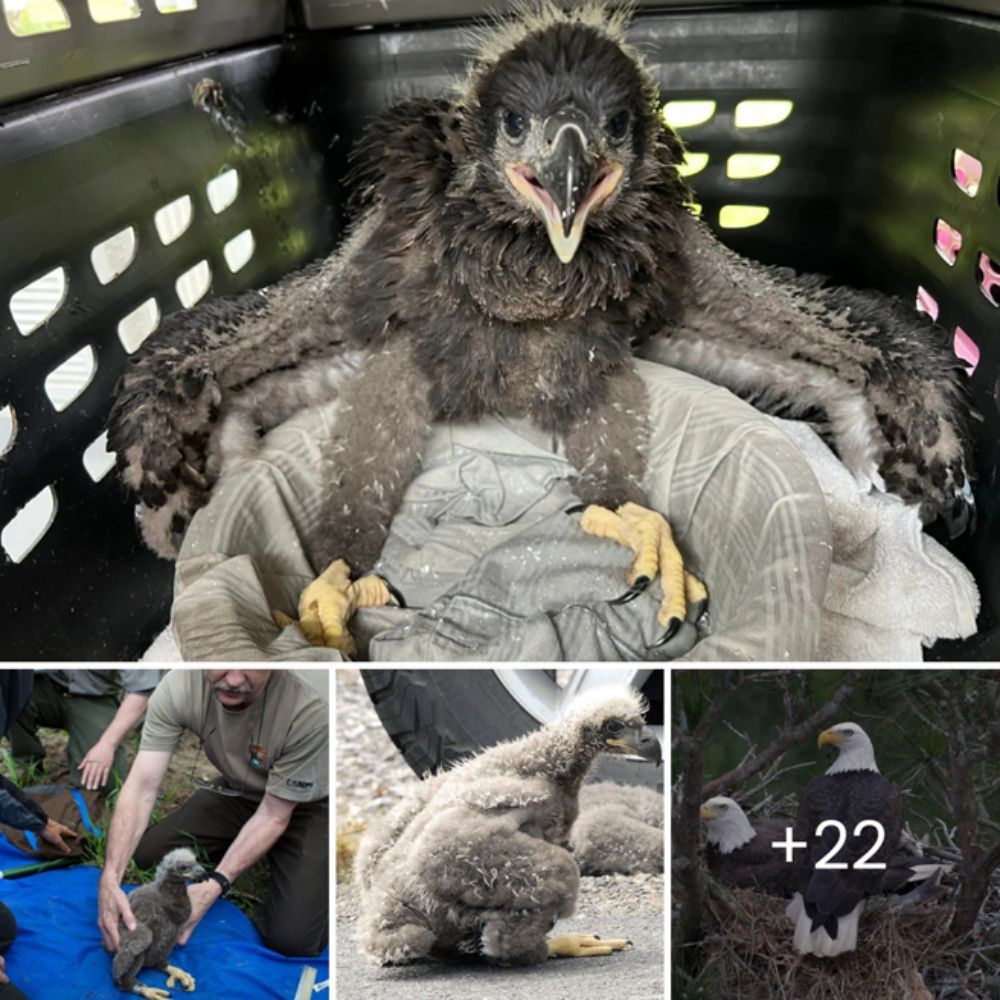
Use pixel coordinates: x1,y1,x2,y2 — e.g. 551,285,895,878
385,580,407,609
609,586,643,606
564,503,586,515
632,575,651,589
648,616,682,648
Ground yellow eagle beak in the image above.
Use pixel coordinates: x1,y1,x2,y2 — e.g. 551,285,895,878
818,729,842,749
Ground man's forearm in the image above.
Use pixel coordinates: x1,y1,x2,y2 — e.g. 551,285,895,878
98,693,150,749
100,774,159,884
215,797,295,884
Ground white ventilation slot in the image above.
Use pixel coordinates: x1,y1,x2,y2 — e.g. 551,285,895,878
155,0,197,10
87,0,140,23
83,430,116,482
10,267,67,336
117,298,160,354
4,0,70,36
2,485,57,564
154,195,194,245
91,226,137,285
44,345,97,411
176,260,211,308
0,405,15,458
207,169,240,213
223,230,255,273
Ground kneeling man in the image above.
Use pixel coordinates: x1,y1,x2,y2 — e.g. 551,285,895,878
98,670,328,958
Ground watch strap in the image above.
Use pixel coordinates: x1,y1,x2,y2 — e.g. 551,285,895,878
207,870,232,898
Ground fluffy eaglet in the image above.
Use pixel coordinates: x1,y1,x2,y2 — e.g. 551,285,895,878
108,1,974,657
355,685,661,966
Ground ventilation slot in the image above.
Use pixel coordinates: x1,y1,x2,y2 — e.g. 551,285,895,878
44,345,97,411
88,0,140,23
83,430,116,482
2,485,57,564
952,150,982,198
155,0,196,10
677,152,708,178
954,327,980,376
154,195,193,245
734,100,793,129
9,267,67,336
719,205,770,229
91,227,137,285
4,0,70,36
727,153,781,179
661,101,716,129
176,261,211,308
934,219,962,266
223,230,255,273
118,298,160,353
0,404,15,458
916,286,939,322
977,252,1000,307
207,169,240,214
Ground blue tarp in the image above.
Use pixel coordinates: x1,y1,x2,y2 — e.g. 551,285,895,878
0,837,329,1000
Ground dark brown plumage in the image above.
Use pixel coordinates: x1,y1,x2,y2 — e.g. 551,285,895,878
112,848,205,998
107,1,973,599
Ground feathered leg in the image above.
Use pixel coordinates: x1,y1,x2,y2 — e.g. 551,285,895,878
562,364,708,643
280,341,434,654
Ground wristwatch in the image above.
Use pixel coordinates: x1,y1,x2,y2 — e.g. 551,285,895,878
207,870,232,898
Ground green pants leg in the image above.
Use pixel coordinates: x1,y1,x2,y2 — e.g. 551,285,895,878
7,675,68,766
63,694,126,794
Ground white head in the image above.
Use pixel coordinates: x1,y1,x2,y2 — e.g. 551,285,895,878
155,847,206,884
699,796,756,853
819,722,879,775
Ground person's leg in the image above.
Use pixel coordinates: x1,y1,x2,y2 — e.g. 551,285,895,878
134,789,255,869
63,694,126,793
254,800,329,957
0,901,16,954
6,674,67,766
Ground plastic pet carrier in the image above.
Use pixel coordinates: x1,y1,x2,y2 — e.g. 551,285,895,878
0,0,997,660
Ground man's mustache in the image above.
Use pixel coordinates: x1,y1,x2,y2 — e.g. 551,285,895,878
213,681,253,695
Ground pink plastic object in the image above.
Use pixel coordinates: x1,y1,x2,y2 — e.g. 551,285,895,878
953,326,980,376
952,149,983,197
978,251,1000,307
916,285,940,321
935,219,962,266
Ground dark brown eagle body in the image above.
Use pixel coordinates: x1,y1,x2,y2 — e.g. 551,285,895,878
707,817,800,897
107,3,973,574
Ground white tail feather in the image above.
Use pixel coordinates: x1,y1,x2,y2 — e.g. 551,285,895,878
787,892,862,957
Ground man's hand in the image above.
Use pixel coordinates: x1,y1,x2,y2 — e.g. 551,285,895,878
0,954,8,985
78,738,117,791
98,879,137,952
176,879,223,946
40,817,79,855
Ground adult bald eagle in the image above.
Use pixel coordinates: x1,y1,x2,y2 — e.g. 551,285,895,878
700,796,798,896
787,722,902,957
107,2,973,653
355,686,660,965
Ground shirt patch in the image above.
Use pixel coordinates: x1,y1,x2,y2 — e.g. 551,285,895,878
286,778,314,790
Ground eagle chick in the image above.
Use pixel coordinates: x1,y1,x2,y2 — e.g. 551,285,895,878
112,848,205,999
355,685,661,966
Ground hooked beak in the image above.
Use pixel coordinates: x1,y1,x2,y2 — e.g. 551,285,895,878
699,802,715,821
605,725,662,765
505,114,623,265
818,729,841,750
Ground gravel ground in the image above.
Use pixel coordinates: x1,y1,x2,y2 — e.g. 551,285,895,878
335,669,665,998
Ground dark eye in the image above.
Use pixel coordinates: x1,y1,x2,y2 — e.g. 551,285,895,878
503,110,526,140
719,803,728,811
604,719,624,736
843,728,854,736
607,110,630,142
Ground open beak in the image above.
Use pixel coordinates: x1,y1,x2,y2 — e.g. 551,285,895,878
817,729,841,750
605,725,662,765
505,114,623,265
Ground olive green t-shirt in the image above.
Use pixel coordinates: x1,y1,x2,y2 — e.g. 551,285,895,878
139,669,328,803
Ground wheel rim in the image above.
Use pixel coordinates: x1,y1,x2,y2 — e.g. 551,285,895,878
492,668,663,754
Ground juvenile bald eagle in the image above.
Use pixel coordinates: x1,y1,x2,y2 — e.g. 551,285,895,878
354,686,661,965
113,848,205,999
786,722,902,958
571,781,663,875
107,2,973,654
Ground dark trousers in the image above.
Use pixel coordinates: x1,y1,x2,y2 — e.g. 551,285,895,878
134,790,328,958
7,674,125,794
0,901,29,1000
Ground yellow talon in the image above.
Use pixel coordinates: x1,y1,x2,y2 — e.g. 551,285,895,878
132,987,171,1000
547,932,632,958
272,558,393,654
581,501,707,628
165,965,196,992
